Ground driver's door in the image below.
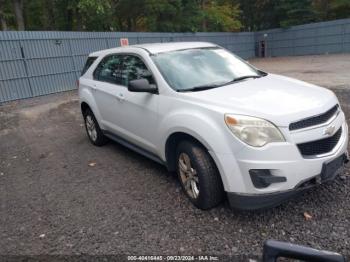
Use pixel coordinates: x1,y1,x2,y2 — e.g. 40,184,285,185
116,54,159,154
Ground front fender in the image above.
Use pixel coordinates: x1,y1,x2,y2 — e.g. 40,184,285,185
159,110,243,158
158,110,245,191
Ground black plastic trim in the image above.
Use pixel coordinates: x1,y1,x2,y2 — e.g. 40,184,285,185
227,189,305,210
297,127,342,156
289,104,339,131
249,169,286,189
263,240,345,262
103,130,166,166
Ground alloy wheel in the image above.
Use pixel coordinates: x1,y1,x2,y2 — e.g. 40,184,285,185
85,115,97,142
178,152,200,199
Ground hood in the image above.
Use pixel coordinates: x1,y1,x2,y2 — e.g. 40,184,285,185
182,74,338,127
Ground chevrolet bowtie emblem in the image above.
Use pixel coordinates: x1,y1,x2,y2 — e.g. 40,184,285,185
324,125,336,136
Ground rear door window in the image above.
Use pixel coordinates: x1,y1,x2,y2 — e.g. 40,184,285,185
81,56,97,76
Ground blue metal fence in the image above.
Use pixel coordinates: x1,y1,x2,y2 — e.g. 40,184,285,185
0,18,350,103
255,18,350,57
0,31,255,103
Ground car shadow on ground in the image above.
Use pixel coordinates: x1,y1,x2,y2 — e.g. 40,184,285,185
104,130,349,217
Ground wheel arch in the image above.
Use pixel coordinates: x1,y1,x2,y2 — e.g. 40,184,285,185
81,101,91,115
79,87,104,129
165,131,215,172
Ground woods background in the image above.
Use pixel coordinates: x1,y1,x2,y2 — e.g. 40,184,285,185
0,0,350,32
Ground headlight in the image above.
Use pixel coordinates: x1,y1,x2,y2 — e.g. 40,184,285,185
224,114,285,147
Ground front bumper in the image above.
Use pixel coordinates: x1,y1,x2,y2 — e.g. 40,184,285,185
227,153,349,210
209,112,349,210
213,120,348,193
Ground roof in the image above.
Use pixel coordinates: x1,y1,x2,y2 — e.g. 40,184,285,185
134,41,217,54
90,42,217,56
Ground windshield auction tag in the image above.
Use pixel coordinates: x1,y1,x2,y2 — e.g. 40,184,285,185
120,38,129,46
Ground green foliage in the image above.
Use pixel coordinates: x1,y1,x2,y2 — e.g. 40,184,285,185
329,0,350,19
77,0,112,30
0,0,15,30
201,1,242,31
276,0,315,28
0,0,349,31
238,0,279,31
144,0,184,32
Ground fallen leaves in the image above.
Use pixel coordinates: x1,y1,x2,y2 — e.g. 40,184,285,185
303,212,313,221
88,162,96,167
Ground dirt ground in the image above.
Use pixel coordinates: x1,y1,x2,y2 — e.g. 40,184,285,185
0,54,350,258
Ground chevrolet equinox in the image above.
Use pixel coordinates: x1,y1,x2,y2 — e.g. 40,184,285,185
79,42,349,210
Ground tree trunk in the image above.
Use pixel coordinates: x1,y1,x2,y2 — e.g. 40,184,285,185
13,0,25,30
0,12,8,30
65,8,73,31
0,0,7,30
0,0,8,31
127,17,132,31
75,9,83,31
43,0,55,30
201,0,207,31
117,18,123,31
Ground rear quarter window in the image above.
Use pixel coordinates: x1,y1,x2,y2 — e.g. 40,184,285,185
81,56,97,76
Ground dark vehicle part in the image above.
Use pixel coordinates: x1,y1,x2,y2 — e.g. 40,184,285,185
263,240,345,262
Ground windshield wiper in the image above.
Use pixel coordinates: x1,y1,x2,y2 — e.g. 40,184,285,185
177,84,221,92
231,75,262,82
212,75,263,88
177,75,264,92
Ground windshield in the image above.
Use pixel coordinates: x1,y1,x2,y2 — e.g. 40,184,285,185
152,47,263,92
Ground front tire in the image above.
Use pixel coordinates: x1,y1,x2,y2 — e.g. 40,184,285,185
176,141,224,210
83,108,107,146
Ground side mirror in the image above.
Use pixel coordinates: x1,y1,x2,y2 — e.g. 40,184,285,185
263,240,345,262
128,79,157,94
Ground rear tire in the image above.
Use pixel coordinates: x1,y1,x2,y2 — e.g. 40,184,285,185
176,140,224,210
83,108,107,146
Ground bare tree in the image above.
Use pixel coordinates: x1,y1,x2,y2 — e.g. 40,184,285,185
0,11,8,30
42,0,55,30
13,0,25,30
200,0,208,31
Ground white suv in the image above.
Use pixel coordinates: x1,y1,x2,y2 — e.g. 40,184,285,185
79,42,349,210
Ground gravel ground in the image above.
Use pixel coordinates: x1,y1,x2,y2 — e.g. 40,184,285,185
0,54,350,259
250,53,350,90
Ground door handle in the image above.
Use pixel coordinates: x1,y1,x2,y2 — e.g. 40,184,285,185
116,93,125,102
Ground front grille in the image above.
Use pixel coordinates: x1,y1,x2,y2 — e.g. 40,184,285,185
297,127,342,156
289,105,339,131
